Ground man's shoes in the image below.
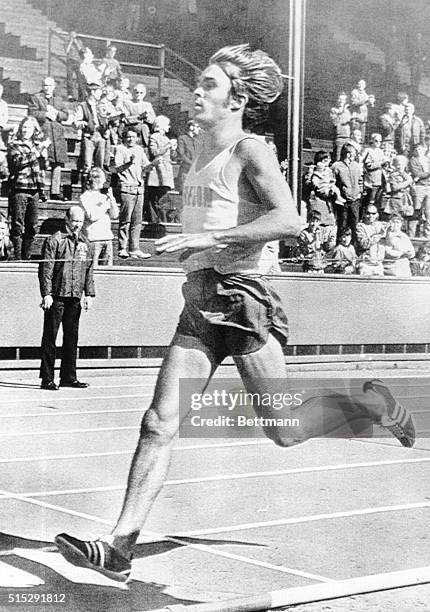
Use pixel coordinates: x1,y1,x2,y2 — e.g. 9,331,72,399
118,249,129,259
55,533,132,583
59,380,89,389
129,250,151,259
40,380,59,391
363,379,416,448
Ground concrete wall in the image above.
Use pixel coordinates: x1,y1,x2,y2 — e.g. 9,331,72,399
2,264,430,348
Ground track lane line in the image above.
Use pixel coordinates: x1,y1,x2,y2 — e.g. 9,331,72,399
0,487,331,583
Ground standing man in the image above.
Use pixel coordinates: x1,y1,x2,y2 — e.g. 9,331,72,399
55,45,415,581
113,127,155,259
29,77,70,200
39,206,94,390
74,83,106,184
176,120,200,192
332,143,363,242
329,92,351,161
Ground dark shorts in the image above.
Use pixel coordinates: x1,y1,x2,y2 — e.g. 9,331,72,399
173,269,289,362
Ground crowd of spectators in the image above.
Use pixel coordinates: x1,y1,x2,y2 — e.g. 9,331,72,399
0,38,196,263
297,83,430,277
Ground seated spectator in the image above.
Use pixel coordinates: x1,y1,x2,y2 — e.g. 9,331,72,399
412,243,430,276
408,142,430,238
7,116,48,260
79,168,119,266
382,214,415,277
327,227,357,274
74,83,106,183
294,211,335,273
308,150,342,239
350,79,375,142
29,76,70,200
396,103,425,157
123,83,156,149
361,133,388,209
355,204,387,256
0,84,9,151
330,92,351,161
379,103,399,158
115,77,132,109
332,143,363,242
0,214,12,261
385,155,414,233
146,115,175,224
102,45,123,85
79,47,105,88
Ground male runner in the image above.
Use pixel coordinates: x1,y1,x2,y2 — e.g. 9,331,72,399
55,44,415,582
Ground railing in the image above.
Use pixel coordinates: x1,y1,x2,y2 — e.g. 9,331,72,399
47,28,201,105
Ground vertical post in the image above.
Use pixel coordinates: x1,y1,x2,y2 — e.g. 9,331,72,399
289,0,306,209
158,45,166,111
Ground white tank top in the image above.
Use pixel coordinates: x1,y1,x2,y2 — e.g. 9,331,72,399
182,135,278,274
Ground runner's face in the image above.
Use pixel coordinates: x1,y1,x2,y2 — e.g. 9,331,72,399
193,64,234,127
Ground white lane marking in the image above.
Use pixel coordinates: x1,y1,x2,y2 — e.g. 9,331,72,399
0,408,145,419
0,559,45,587
8,456,430,499
0,488,331,583
177,501,430,537
0,440,271,463
0,393,152,405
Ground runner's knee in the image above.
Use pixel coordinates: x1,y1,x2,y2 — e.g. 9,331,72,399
139,407,178,443
264,429,306,448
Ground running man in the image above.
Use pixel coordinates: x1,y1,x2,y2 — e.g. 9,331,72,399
55,44,415,582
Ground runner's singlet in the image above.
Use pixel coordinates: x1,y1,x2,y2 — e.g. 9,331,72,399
181,136,278,274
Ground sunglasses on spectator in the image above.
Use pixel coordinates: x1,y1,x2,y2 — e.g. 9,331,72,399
366,211,377,215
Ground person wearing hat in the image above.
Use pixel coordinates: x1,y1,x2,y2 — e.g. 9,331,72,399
74,83,106,184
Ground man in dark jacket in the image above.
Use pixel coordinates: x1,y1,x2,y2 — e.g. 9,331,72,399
39,206,95,390
29,77,70,200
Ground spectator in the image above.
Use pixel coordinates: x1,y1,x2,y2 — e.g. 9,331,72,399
382,214,415,277
392,91,409,124
64,31,85,101
350,79,375,142
79,47,105,88
113,126,155,259
327,227,357,274
329,92,351,161
308,150,342,234
361,133,387,209
379,103,399,158
347,128,364,162
396,103,425,157
38,206,94,391
115,77,132,109
146,115,175,224
176,120,200,193
79,168,119,266
123,83,156,149
355,204,387,257
357,241,386,276
295,210,335,273
0,214,12,261
0,84,9,151
408,142,430,238
332,143,362,242
74,83,106,183
29,76,70,200
102,45,123,85
7,116,48,260
386,155,414,234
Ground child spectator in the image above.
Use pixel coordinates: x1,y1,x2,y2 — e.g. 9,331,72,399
0,214,12,261
386,155,414,233
295,210,335,273
327,228,357,274
382,213,415,277
79,168,119,266
146,115,175,223
309,150,344,225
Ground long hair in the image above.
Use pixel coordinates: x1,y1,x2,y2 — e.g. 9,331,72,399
209,44,283,128
15,116,43,142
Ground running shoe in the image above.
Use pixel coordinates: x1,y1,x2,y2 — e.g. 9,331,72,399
363,379,416,447
129,250,151,259
55,533,132,582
